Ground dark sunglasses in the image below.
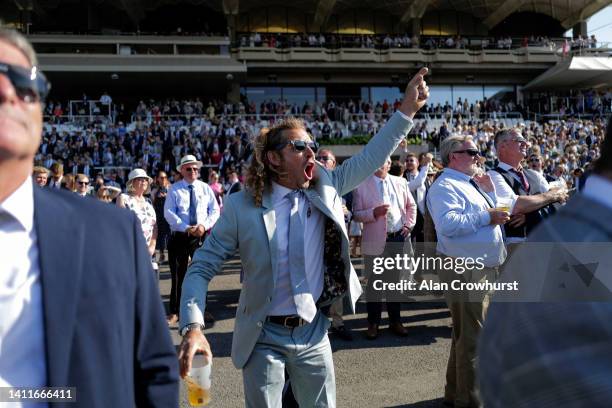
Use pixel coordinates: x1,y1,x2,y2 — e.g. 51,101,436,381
529,157,541,162
77,181,90,185
317,156,334,162
453,149,481,157
0,62,51,103
184,167,199,173
276,140,319,153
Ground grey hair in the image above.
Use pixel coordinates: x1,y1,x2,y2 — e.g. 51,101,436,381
493,129,517,151
0,27,38,66
440,135,473,166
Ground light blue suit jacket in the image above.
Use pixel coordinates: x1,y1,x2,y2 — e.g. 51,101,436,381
180,112,414,368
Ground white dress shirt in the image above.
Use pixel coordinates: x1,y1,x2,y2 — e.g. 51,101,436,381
407,165,428,214
164,179,220,232
427,168,506,267
268,182,324,317
0,178,48,408
375,175,403,233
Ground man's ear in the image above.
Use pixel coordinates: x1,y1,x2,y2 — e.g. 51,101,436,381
266,150,281,168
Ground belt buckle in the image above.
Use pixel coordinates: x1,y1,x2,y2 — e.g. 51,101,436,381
283,316,294,327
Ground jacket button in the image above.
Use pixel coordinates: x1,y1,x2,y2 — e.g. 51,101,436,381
267,297,272,303
257,321,263,328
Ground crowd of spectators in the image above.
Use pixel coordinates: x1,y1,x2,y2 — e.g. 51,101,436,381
33,92,607,204
238,32,604,51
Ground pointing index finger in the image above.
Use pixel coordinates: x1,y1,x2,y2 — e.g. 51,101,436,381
408,67,429,86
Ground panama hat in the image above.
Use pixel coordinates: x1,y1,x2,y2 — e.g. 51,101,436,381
177,154,203,172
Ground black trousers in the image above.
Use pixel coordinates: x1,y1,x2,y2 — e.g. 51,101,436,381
168,231,203,315
365,232,405,325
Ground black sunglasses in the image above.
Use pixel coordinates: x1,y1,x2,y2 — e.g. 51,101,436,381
530,157,541,162
77,181,90,185
453,149,481,157
184,167,200,173
275,140,319,153
0,62,51,103
317,156,334,162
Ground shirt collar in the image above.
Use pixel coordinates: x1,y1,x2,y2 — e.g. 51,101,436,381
0,177,34,232
582,174,612,210
271,181,295,205
443,167,472,182
498,161,522,172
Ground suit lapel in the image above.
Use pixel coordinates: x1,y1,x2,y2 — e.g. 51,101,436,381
33,188,84,387
261,190,279,284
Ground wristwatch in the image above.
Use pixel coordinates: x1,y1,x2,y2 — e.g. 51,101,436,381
180,323,205,336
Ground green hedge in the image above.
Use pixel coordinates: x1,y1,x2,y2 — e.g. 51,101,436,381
321,134,422,145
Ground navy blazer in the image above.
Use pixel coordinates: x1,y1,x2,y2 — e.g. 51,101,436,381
33,187,179,407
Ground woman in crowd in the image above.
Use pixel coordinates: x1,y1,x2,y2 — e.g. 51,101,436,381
151,171,171,263
117,169,157,257
208,169,224,208
61,173,76,192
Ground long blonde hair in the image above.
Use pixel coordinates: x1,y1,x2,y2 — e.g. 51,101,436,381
245,117,307,207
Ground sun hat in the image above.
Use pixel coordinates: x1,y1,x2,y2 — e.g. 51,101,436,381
177,154,203,172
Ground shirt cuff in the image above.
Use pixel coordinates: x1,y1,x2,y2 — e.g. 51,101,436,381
396,110,413,123
180,299,205,331
478,210,491,227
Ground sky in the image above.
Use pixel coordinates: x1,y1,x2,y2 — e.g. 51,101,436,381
565,5,612,44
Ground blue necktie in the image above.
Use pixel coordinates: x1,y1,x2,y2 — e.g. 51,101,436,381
188,185,197,225
287,190,317,322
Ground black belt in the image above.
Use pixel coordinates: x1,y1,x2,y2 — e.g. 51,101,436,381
387,230,403,239
266,315,307,328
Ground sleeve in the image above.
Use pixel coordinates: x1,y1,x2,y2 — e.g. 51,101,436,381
403,179,417,229
180,194,239,329
487,170,518,210
427,181,491,237
351,184,377,224
202,183,220,231
408,165,428,192
132,213,179,407
164,185,188,232
330,112,414,196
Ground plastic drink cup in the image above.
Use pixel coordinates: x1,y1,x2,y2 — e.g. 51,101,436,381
185,354,212,407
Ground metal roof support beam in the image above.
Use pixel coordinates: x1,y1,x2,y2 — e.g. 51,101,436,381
561,0,612,29
482,0,526,28
313,0,336,31
400,0,432,22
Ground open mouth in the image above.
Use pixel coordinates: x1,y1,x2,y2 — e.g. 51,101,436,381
304,162,315,181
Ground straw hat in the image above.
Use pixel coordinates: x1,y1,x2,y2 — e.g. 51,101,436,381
177,155,203,172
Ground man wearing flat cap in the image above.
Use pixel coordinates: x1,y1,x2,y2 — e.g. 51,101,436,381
164,154,220,325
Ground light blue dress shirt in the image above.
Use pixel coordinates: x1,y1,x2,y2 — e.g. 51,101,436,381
427,168,506,267
164,179,220,232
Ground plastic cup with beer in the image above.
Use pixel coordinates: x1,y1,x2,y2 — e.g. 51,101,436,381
495,196,513,214
185,354,212,407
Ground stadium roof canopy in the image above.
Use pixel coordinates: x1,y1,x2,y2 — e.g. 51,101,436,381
523,56,612,90
15,0,612,30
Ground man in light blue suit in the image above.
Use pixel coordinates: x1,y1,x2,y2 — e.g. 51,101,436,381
178,67,430,407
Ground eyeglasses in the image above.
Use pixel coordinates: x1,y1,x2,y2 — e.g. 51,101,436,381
529,157,541,162
317,156,334,162
453,149,481,157
77,181,90,185
509,137,528,145
275,140,319,153
184,167,199,173
0,62,51,103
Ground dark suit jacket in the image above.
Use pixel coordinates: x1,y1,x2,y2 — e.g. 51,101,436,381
478,192,612,407
33,187,179,407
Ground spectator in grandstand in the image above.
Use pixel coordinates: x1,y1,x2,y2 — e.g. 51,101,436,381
117,169,158,257
152,171,171,263
178,67,429,407
208,169,224,208
48,162,63,189
61,173,76,192
427,134,510,408
164,155,220,325
74,173,91,198
0,27,178,406
32,166,49,187
224,170,242,196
